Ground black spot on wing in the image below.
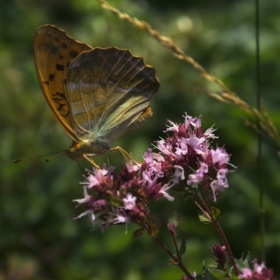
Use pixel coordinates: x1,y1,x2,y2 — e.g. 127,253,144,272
57,103,65,111
56,64,64,71
45,42,58,55
61,43,68,49
53,92,66,100
49,73,55,81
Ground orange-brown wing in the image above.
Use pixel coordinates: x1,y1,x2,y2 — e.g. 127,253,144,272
34,24,93,142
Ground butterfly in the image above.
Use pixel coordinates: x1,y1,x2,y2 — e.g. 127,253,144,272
34,24,159,168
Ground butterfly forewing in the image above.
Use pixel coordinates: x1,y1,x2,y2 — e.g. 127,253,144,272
34,24,92,141
66,47,160,142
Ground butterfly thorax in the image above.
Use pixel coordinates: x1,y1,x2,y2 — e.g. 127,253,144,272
66,139,110,161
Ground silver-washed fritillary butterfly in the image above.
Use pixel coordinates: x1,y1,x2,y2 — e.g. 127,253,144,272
34,24,160,167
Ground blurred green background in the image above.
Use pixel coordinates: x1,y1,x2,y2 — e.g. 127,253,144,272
1,0,280,279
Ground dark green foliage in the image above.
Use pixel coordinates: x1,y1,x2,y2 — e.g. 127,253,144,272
1,0,279,279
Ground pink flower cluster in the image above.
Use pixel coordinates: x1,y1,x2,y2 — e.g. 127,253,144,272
74,114,232,229
238,259,275,280
73,165,151,232
152,113,231,201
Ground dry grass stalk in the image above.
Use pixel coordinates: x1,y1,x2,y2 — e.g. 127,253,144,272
97,0,280,147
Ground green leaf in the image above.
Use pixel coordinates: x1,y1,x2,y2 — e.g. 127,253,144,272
235,257,247,269
132,228,144,238
168,211,179,227
178,237,186,257
211,207,221,220
147,217,159,237
202,269,216,280
211,268,228,279
243,251,251,267
198,214,212,224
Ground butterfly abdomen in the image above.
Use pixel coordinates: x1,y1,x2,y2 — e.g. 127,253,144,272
66,139,110,161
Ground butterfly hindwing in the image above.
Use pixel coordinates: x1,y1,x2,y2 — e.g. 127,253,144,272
66,47,160,141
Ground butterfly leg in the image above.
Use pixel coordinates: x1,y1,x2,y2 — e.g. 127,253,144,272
83,155,100,169
109,146,142,165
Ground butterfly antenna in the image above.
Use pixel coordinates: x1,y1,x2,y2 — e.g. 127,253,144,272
13,150,68,163
45,150,68,162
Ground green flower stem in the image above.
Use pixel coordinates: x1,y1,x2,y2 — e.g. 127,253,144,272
150,230,194,279
197,193,240,275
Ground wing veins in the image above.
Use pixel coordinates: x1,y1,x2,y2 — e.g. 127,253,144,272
96,55,145,129
93,49,120,128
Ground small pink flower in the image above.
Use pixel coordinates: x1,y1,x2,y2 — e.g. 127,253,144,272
159,182,174,201
165,120,179,133
114,214,130,224
123,193,137,210
211,244,227,267
173,165,185,183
